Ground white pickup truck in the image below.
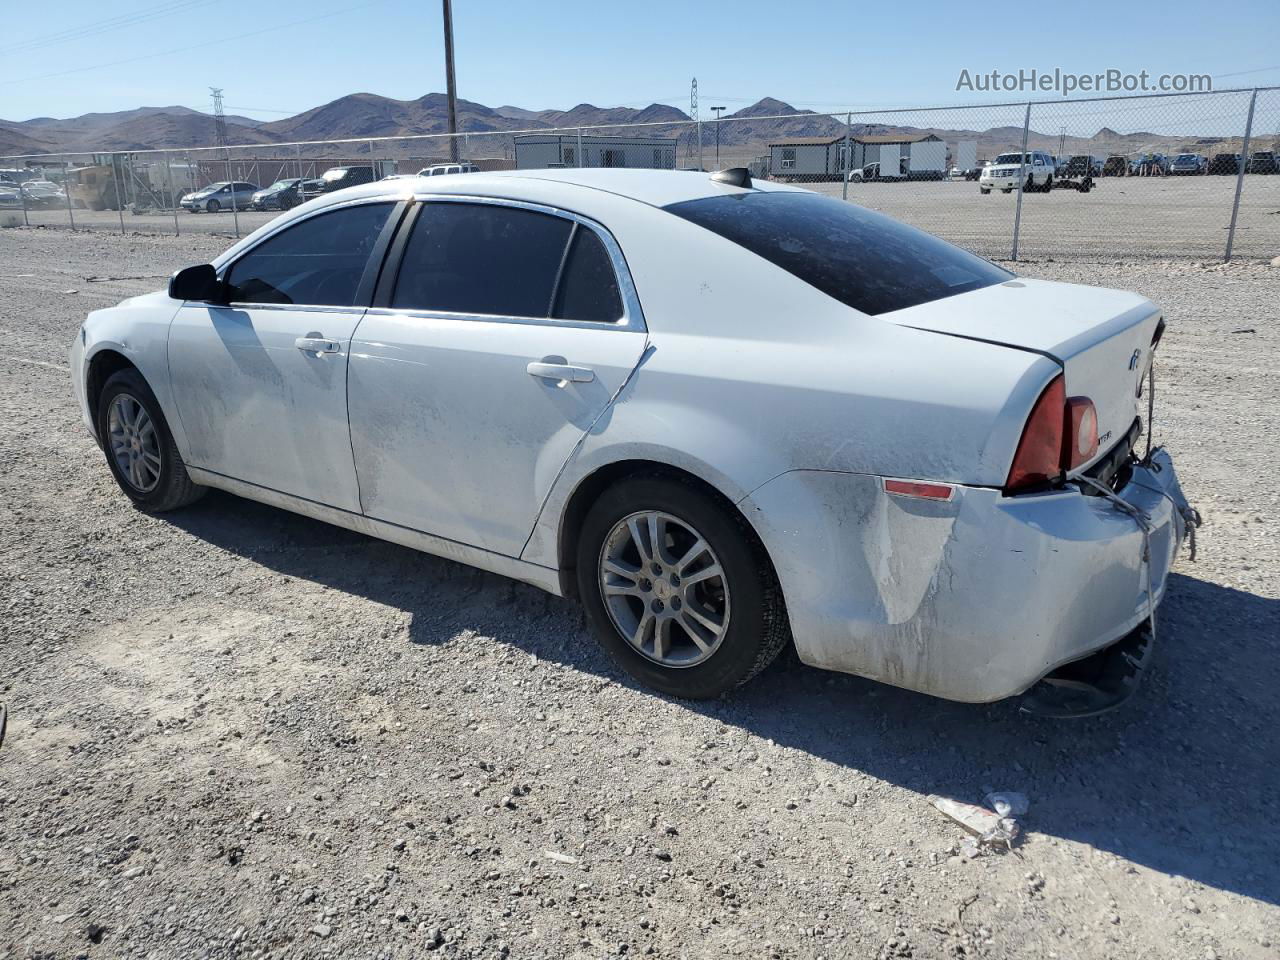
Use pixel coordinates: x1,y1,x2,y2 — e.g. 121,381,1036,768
979,150,1056,194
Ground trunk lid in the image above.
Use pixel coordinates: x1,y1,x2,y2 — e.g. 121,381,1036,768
881,278,1160,465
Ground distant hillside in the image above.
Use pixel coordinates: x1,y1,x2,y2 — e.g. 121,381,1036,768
1,93,1262,161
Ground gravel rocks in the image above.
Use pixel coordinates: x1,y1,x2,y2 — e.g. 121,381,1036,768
0,229,1277,958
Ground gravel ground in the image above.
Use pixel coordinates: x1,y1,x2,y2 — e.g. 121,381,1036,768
1,227,1278,960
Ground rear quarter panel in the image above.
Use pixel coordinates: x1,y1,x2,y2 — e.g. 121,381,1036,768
522,204,1058,568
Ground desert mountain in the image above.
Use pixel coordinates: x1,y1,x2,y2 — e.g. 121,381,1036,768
0,94,1252,161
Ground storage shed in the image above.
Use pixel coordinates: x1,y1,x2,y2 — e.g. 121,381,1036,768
514,135,678,170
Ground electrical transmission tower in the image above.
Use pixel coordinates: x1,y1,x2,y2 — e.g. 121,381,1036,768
685,78,698,166
210,87,228,149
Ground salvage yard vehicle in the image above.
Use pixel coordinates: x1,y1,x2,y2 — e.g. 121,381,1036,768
180,181,259,213
1103,156,1129,177
1169,153,1207,175
979,151,1054,193
249,178,321,211
70,168,1195,716
1247,151,1278,174
420,162,480,176
1209,152,1241,175
319,166,377,192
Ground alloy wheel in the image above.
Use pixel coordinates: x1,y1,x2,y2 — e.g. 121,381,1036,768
107,394,162,493
598,511,731,667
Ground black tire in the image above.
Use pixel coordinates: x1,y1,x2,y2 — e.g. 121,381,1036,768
576,475,789,699
206,199,220,213
1042,174,1053,193
96,368,205,512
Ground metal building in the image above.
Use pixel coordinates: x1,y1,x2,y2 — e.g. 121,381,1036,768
514,134,678,170
767,133,946,180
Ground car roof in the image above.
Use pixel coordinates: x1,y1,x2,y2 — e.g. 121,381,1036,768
298,168,793,215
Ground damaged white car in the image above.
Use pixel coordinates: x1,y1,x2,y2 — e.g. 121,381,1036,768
70,168,1197,716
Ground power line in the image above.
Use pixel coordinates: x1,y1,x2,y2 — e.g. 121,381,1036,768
0,1,384,85
0,0,216,55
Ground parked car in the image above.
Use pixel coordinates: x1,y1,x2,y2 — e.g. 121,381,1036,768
180,181,259,213
979,151,1055,193
71,169,1194,714
1247,151,1278,174
249,178,321,211
1208,153,1242,175
846,161,880,182
319,166,377,192
1102,156,1129,177
964,165,985,181
419,162,480,176
1169,153,1207,175
1059,155,1103,179
0,187,21,209
1132,154,1171,175
19,180,66,208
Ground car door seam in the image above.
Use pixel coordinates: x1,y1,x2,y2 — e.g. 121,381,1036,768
517,338,656,562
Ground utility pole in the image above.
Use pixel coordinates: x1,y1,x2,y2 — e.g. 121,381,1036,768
442,0,459,162
710,106,726,169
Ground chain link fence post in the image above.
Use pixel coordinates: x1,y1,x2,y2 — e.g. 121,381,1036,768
63,161,76,231
112,154,126,234
576,128,584,168
842,113,852,202
164,152,179,236
1010,103,1031,261
227,151,240,238
1224,88,1258,263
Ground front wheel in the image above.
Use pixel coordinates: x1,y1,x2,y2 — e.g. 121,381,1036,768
97,369,205,512
979,187,991,194
1042,174,1053,192
206,198,221,213
577,476,789,699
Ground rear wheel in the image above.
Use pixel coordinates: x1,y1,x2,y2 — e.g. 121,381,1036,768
577,476,789,699
96,369,205,512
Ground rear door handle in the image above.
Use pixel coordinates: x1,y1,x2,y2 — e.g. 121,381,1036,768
295,336,340,355
526,361,595,384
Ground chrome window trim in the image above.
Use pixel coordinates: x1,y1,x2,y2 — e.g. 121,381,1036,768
213,195,399,312
373,193,646,334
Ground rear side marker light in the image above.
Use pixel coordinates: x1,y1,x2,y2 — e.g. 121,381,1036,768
884,478,955,501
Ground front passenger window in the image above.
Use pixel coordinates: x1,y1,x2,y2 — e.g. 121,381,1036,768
225,202,393,306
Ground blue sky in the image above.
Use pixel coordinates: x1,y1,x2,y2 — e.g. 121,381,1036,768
1,0,1278,122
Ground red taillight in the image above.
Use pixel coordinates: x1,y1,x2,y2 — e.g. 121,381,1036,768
1065,396,1098,468
1005,376,1100,493
1005,375,1065,492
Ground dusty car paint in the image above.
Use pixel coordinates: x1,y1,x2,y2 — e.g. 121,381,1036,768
71,169,1191,704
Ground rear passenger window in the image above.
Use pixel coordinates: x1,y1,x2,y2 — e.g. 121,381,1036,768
226,202,392,306
553,228,623,323
392,203,572,317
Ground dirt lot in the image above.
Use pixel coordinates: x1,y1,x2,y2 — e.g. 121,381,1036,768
14,174,1280,263
1,227,1278,960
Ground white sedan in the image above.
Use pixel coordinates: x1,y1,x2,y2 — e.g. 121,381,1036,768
70,168,1195,715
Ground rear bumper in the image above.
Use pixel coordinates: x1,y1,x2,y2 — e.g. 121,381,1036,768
742,449,1189,703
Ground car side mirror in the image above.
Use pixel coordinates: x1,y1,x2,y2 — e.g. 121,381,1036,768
169,264,226,303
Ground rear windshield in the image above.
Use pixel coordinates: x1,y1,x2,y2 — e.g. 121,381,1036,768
664,191,1011,316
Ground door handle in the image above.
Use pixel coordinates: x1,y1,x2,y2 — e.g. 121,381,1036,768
295,336,340,355
526,361,595,384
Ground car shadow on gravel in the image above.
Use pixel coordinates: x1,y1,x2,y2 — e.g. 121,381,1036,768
170,491,1279,907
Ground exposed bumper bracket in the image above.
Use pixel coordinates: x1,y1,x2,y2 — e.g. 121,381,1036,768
1019,618,1154,719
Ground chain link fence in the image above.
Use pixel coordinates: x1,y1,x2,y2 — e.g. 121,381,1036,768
2,88,1277,262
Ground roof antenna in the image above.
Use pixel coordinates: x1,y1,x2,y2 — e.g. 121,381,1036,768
710,167,752,188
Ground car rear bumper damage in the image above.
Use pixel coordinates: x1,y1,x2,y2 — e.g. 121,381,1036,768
742,448,1191,707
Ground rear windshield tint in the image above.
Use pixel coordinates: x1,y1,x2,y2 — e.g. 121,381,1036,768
664,191,1011,316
